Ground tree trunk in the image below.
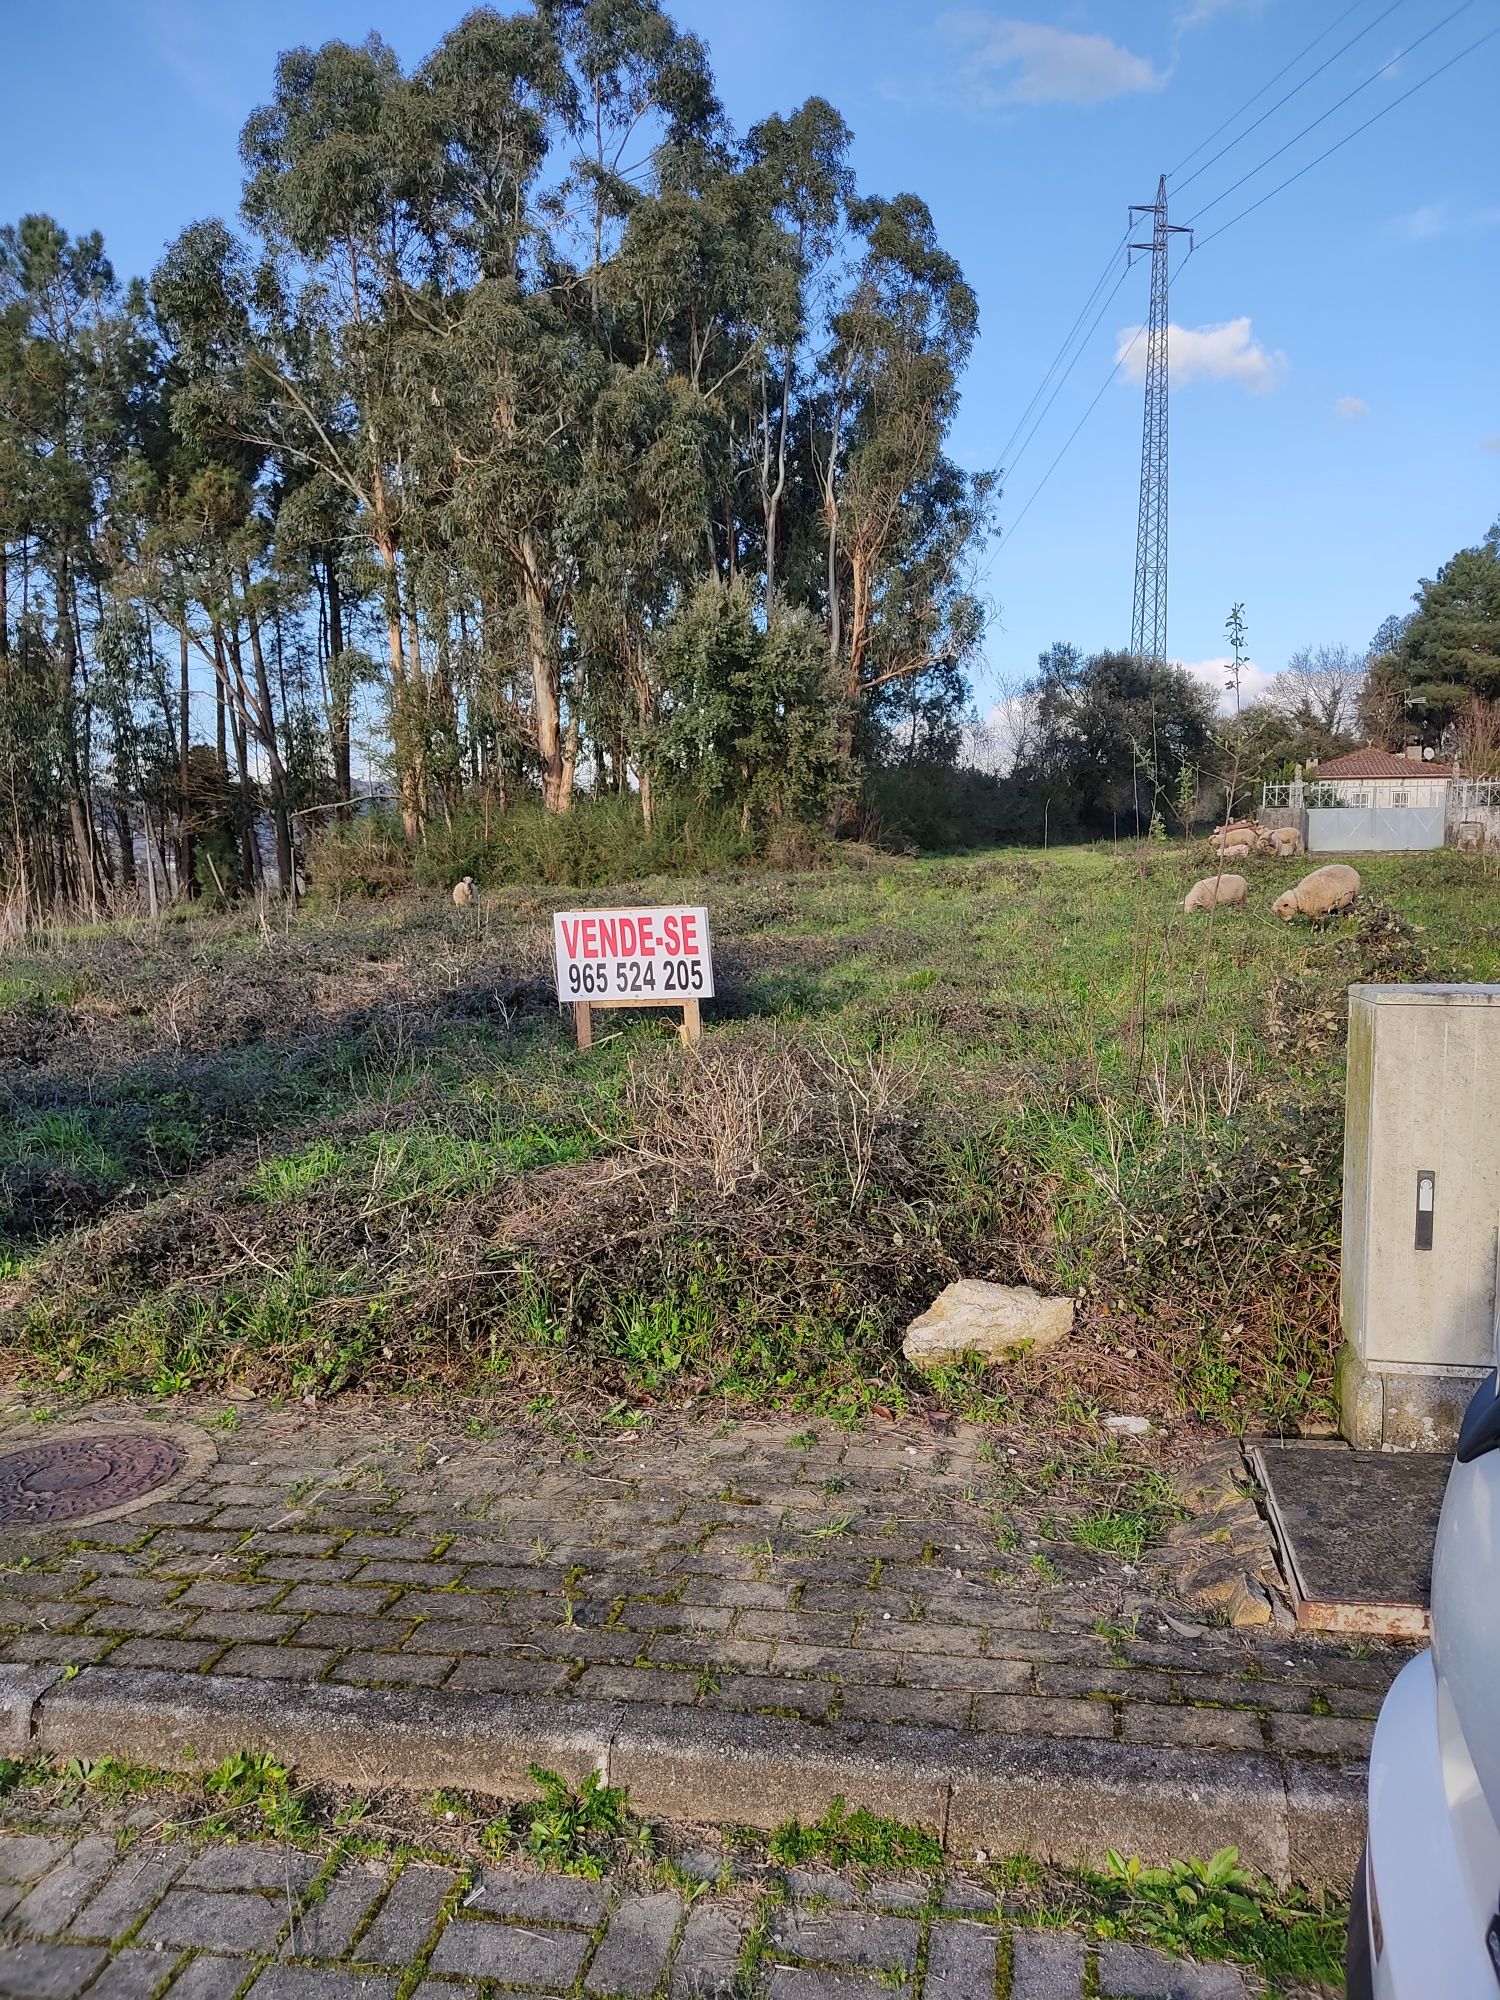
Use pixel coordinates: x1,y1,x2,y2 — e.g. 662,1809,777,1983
522,536,571,813
241,568,294,889
177,627,194,896
325,552,351,808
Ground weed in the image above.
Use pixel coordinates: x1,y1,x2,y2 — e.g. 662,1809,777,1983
1095,1846,1342,1983
768,1796,941,1873
520,1765,634,1877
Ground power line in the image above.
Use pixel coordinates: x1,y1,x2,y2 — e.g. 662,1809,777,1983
1187,0,1480,225
999,244,1197,551
1171,0,1408,196
1002,260,1135,480
995,226,1131,471
1194,19,1500,249
1167,0,1378,180
1129,178,1192,664
998,14,1492,553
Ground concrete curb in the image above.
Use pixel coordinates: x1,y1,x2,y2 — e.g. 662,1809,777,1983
0,1662,1364,1888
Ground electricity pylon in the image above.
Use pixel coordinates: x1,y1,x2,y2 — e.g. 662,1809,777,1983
1128,176,1192,664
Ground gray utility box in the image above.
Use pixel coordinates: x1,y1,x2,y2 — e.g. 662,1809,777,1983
1338,984,1500,1449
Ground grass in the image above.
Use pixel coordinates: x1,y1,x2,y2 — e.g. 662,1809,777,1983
0,1752,1344,1992
2,841,1494,1430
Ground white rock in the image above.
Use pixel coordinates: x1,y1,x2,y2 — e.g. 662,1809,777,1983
1104,1414,1152,1437
902,1280,1074,1368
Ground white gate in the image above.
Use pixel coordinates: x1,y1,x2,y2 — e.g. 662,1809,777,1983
1306,805,1446,853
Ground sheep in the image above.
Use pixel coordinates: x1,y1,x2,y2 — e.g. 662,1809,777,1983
452,875,478,907
1218,842,1252,861
1267,826,1304,857
1272,863,1360,921
1184,872,1248,913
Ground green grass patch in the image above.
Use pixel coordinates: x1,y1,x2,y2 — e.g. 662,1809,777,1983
769,1796,942,1872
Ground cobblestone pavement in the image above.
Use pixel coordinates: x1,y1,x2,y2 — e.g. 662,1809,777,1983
0,1825,1268,1999
0,1406,1399,1765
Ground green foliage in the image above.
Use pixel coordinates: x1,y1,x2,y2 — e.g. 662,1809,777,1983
654,582,848,831
1364,520,1500,739
518,1765,634,1877
249,1139,347,1203
769,1796,942,1872
1094,1847,1343,1983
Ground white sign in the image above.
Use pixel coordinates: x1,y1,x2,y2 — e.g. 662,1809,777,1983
552,905,715,1005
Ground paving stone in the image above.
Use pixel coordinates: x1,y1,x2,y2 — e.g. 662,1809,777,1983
784,1869,859,1906
445,1654,574,1695
971,1694,1115,1739
84,1605,193,1637
767,1971,908,2000
354,1863,457,1965
922,1919,997,2000
184,1610,302,1643
0,1833,67,1884
584,1889,682,1995
5,1633,118,1665
11,1838,119,1936
246,1972,397,1998
838,1685,972,1729
669,1899,743,1998
1265,1713,1373,1758
426,1916,592,1985
82,1576,183,1606
469,1868,608,1925
181,1846,319,1894
332,1648,457,1686
138,1888,288,1953
215,1644,337,1681
159,1953,249,1999
107,1638,225,1671
68,1847,184,1939
713,1673,833,1719
351,1560,464,1587
1096,1941,1248,1997
1121,1705,1266,1752
74,1949,166,1998
0,1942,109,1998
574,1665,699,1705
1010,1928,1086,2000
891,1655,1031,1694
768,1909,920,1975
863,1878,929,1911
175,1581,288,1611
283,1858,390,1959
277,1584,395,1614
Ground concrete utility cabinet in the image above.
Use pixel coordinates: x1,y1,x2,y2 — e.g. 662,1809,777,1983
1339,984,1500,1448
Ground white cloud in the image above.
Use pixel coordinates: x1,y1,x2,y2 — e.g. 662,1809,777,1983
1176,0,1267,27
1182,655,1274,716
1115,316,1286,393
1335,396,1368,421
940,13,1168,106
1482,435,1500,455
1391,200,1500,245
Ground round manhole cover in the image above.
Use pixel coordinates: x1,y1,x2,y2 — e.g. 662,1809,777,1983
0,1434,186,1528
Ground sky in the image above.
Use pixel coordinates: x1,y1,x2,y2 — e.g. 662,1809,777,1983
2,0,1497,723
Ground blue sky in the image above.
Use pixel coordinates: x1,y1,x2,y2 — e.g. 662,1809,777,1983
3,0,1497,718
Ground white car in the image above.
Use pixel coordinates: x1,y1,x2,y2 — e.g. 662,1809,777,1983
1351,1372,1500,1997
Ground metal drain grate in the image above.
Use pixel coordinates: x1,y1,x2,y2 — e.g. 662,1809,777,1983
0,1434,186,1528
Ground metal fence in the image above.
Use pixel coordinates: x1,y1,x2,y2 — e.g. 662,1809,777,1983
1261,779,1454,812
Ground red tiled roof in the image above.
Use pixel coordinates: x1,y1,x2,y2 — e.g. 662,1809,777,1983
1315,748,1453,779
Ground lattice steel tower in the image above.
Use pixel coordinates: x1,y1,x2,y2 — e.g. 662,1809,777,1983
1128,176,1191,663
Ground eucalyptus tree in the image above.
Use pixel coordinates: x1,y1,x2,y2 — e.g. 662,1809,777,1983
814,194,990,756
0,215,149,910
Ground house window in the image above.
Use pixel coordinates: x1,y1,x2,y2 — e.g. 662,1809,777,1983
1391,791,1407,808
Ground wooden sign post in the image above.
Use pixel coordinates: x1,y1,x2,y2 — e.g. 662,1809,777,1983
553,906,713,1050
